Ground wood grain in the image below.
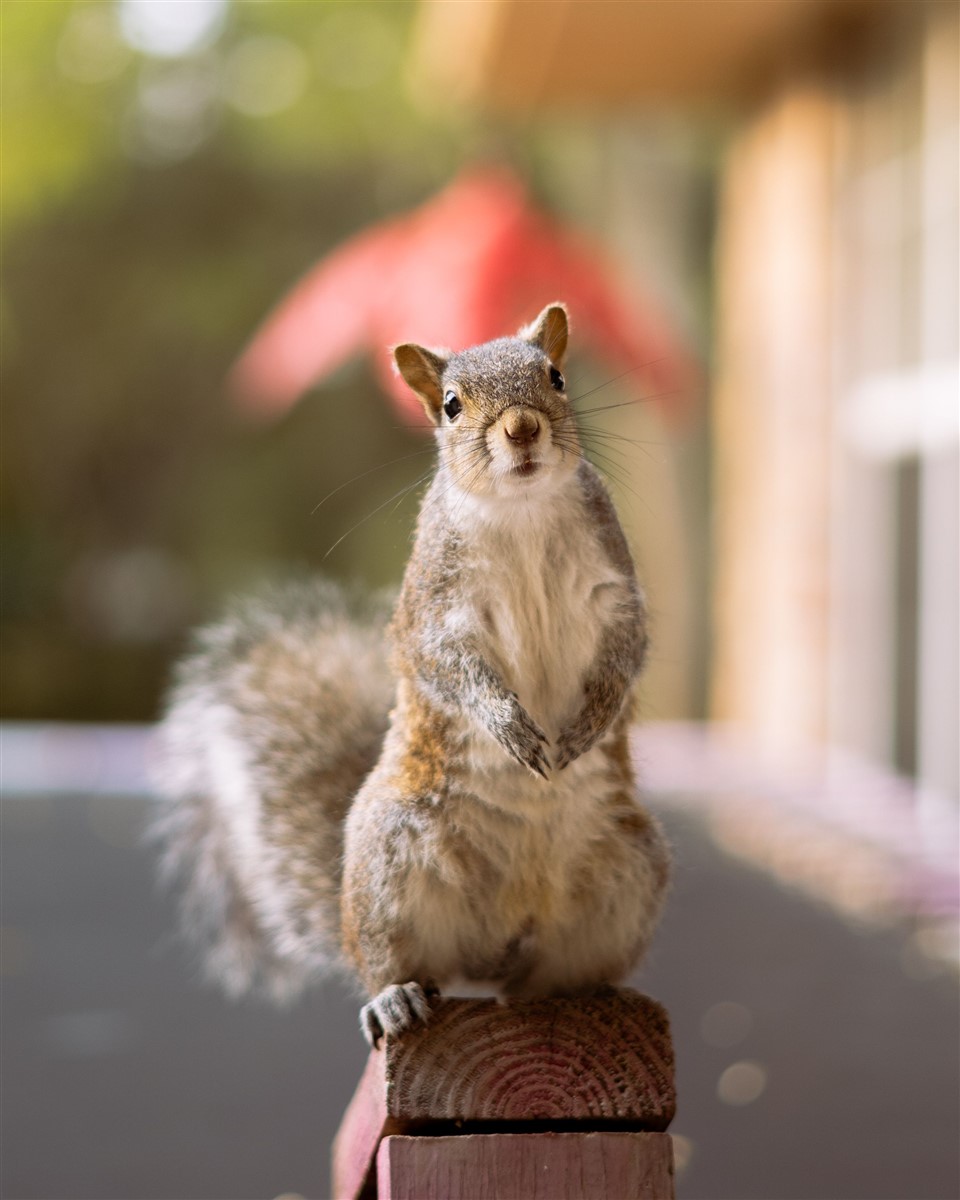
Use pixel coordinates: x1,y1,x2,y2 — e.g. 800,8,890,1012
383,990,675,1127
377,1132,675,1200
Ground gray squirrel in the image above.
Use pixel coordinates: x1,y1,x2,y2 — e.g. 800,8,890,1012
154,303,670,1045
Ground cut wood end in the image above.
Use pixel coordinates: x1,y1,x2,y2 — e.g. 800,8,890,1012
381,988,675,1127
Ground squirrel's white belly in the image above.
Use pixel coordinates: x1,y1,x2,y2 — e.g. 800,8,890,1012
398,755,651,997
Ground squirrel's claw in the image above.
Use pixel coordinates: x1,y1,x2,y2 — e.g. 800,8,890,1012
360,1003,385,1048
520,727,551,778
530,754,550,781
493,695,551,779
360,981,434,1048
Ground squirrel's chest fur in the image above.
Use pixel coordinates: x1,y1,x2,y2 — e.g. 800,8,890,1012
446,481,624,744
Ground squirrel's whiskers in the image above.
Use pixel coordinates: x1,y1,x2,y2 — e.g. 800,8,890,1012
315,354,664,563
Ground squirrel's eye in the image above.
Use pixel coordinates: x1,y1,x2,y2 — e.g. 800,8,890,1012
443,391,462,421
549,366,565,392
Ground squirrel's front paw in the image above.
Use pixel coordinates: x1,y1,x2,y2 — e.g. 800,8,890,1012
554,714,603,770
360,982,434,1048
493,696,550,779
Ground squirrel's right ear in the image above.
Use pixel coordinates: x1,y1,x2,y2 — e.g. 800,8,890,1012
393,344,450,425
520,303,569,366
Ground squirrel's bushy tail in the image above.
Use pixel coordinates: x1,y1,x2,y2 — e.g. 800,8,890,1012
152,578,393,1002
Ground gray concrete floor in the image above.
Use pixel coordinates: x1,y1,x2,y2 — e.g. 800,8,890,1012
2,792,957,1200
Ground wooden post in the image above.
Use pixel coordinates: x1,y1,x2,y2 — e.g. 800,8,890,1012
332,989,676,1200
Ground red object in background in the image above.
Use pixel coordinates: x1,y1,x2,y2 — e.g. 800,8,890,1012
231,167,697,425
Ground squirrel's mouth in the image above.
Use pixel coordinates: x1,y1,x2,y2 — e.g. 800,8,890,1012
511,460,542,478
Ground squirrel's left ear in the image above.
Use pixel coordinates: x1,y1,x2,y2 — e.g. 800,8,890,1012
520,303,569,366
393,343,450,425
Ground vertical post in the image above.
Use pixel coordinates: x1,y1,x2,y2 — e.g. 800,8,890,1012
332,989,676,1200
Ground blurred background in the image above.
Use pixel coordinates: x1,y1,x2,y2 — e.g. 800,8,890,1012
2,2,957,1198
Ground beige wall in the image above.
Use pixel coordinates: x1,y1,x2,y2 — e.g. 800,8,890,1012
710,88,836,751
710,4,959,808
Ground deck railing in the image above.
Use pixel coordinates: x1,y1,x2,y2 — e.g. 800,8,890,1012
332,989,676,1200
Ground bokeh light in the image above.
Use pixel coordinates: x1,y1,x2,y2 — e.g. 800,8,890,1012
119,0,228,60
716,1061,768,1107
223,36,309,118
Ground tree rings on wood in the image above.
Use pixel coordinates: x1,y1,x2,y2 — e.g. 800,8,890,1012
382,990,675,1129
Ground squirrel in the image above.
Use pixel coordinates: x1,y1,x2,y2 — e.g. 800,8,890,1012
154,303,670,1046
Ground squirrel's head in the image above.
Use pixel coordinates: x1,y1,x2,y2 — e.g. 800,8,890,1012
393,303,581,500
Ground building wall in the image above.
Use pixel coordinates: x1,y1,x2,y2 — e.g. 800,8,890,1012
710,4,959,810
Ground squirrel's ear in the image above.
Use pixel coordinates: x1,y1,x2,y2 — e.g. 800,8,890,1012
393,343,450,424
520,303,569,366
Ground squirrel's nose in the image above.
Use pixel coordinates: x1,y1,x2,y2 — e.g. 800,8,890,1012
503,407,541,445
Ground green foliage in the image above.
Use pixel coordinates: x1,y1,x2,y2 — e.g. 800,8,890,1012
2,1,127,227
0,0,482,719
1,0,479,232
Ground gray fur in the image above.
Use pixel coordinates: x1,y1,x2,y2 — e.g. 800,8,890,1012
154,305,671,1041
153,578,394,1000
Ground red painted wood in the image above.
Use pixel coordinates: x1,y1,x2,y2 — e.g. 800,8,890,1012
377,1132,676,1199
332,1047,388,1200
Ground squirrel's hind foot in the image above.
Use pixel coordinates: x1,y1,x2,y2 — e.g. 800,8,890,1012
360,981,436,1047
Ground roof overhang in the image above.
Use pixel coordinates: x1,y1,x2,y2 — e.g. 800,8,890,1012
408,0,900,111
